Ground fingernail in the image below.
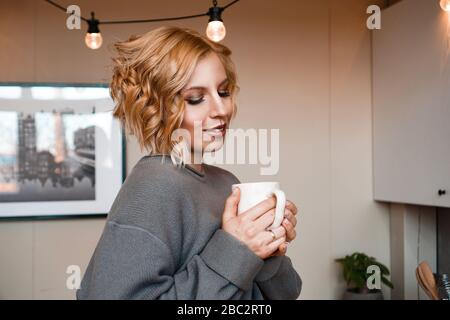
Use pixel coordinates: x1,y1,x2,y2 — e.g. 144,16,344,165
232,187,238,195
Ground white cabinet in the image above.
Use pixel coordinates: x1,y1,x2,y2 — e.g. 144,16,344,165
372,0,450,208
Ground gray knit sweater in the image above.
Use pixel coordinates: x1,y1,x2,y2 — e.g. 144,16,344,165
76,154,302,300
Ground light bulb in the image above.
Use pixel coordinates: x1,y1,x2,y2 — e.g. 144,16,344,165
441,0,450,12
85,12,102,50
85,32,103,50
206,21,226,42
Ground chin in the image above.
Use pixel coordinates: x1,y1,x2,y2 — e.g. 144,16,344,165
203,141,225,154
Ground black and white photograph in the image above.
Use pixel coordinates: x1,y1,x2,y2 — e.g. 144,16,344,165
0,84,124,217
0,110,96,202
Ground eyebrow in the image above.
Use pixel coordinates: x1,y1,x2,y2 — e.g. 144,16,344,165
183,78,229,92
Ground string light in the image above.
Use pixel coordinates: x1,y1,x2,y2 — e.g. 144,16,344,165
206,0,226,42
44,0,240,49
85,12,102,50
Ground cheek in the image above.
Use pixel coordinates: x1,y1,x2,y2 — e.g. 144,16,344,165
225,100,234,118
182,106,208,130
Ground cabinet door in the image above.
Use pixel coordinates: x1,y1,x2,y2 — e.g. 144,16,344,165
435,63,450,208
372,0,450,208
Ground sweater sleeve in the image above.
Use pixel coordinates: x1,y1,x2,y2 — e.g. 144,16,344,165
223,169,302,299
254,255,302,300
76,221,264,300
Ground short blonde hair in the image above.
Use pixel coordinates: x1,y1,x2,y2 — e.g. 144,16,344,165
110,26,239,157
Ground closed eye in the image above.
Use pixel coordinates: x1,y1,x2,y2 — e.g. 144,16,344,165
218,90,230,97
186,97,204,105
185,90,230,105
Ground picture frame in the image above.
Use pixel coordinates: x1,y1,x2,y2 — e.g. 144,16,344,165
0,82,126,219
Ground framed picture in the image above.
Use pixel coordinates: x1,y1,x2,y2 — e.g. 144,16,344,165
0,82,125,218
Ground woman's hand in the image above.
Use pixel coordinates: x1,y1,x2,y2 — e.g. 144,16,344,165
221,187,287,260
271,200,298,257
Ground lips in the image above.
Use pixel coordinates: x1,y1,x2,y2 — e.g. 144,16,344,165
203,123,226,135
203,123,226,131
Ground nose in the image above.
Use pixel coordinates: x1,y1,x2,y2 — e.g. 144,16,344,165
209,92,228,118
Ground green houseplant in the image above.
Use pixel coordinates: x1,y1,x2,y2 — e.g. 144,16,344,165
335,252,394,300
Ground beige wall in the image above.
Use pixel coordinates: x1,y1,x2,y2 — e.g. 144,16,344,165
0,0,390,299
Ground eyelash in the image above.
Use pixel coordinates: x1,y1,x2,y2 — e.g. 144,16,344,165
186,91,231,105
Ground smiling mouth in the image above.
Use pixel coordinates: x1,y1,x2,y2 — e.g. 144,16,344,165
203,124,226,133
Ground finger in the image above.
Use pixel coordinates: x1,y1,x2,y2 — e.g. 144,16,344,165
272,241,289,256
284,209,297,227
283,218,296,241
266,236,287,254
286,200,298,215
278,242,288,254
222,187,240,222
285,200,298,215
242,195,276,221
262,226,286,245
252,208,276,232
270,226,286,239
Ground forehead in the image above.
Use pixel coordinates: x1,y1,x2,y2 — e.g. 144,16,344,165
183,52,227,90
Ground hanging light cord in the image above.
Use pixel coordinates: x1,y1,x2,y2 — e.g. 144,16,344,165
44,0,240,25
45,0,89,22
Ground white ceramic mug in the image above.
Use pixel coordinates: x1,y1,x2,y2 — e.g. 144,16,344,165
231,182,286,230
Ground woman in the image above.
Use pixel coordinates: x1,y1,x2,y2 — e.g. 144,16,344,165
77,26,301,300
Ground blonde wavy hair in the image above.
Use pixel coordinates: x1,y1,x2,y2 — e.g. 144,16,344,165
110,26,239,164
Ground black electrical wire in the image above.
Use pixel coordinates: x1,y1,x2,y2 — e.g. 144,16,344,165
44,0,240,25
222,0,240,10
100,13,209,25
45,0,89,22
